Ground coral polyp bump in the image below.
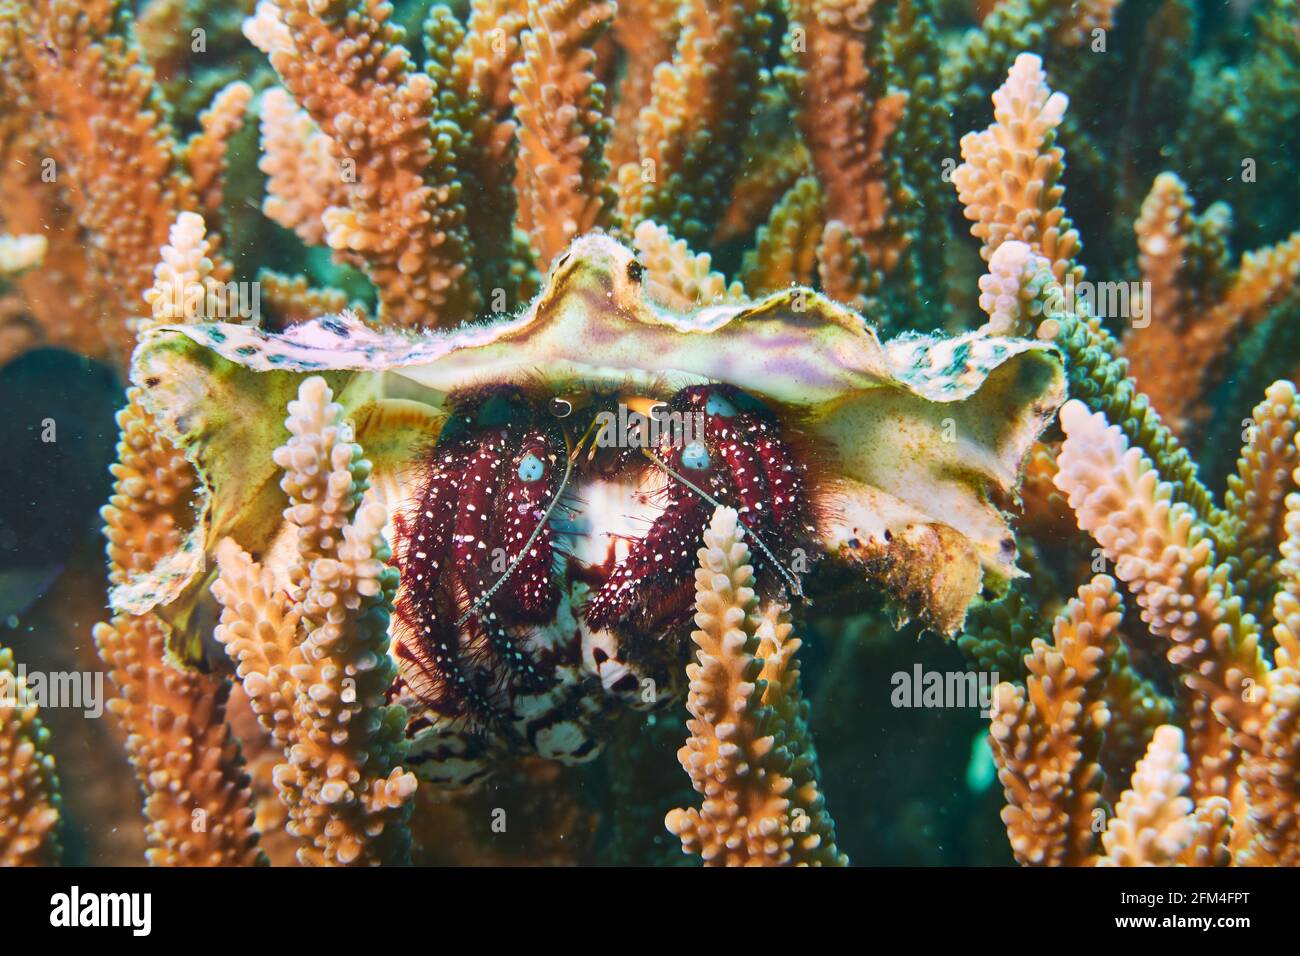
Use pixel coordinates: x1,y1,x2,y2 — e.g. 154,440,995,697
129,232,1064,788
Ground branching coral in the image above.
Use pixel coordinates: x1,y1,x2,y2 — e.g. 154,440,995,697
1096,726,1231,867
740,176,824,296
988,575,1119,866
183,80,254,220
245,0,479,327
452,0,530,124
604,0,678,176
1054,400,1268,744
92,612,264,866
784,0,904,275
814,221,876,316
136,0,261,125
510,0,615,268
257,87,346,248
0,0,1297,868
257,270,360,328
985,572,1235,868
666,506,845,866
1240,470,1300,864
951,60,1226,539
631,220,744,309
85,208,265,866
952,52,1079,287
1119,173,1232,437
142,212,231,330
100,387,200,600
128,225,1061,869
1122,173,1300,437
616,0,769,247
212,376,416,866
952,43,1300,869
0,644,62,866
766,0,952,325
1224,381,1300,627
1028,395,1300,865
95,356,262,868
0,0,201,364
1239,664,1300,865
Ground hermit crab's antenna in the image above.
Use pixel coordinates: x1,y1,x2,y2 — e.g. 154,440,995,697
454,419,590,629
638,448,806,601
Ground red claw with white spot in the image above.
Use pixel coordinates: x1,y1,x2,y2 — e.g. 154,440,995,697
494,429,560,622
391,383,815,776
584,384,812,635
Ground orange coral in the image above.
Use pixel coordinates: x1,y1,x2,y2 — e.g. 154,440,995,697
815,219,875,312
1241,461,1300,864
447,0,530,252
101,390,199,590
256,87,346,247
1096,726,1231,866
92,613,264,866
740,176,824,296
952,53,1081,286
1224,381,1300,624
1222,231,1300,332
88,222,265,865
1054,400,1269,743
212,377,416,866
615,0,767,246
183,81,253,218
716,136,812,245
1122,173,1231,436
787,0,907,274
988,575,1120,866
631,220,743,310
1016,440,1075,539
257,270,357,328
666,507,845,866
134,0,190,79
0,0,200,364
141,212,232,330
604,0,679,175
0,644,62,866
1122,174,1300,436
95,386,262,865
453,0,530,121
0,118,99,359
510,0,615,269
1056,0,1120,46
247,0,478,326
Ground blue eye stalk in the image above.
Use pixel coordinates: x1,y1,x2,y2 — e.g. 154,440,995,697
517,452,546,483
705,393,737,418
681,441,711,471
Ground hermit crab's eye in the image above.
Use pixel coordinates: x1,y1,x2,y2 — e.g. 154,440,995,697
705,392,737,417
626,260,644,284
549,397,573,418
681,441,710,471
517,452,545,483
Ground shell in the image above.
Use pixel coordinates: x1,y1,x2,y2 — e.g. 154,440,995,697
125,232,1065,644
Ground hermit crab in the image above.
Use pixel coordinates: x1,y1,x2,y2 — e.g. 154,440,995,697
121,233,1065,787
